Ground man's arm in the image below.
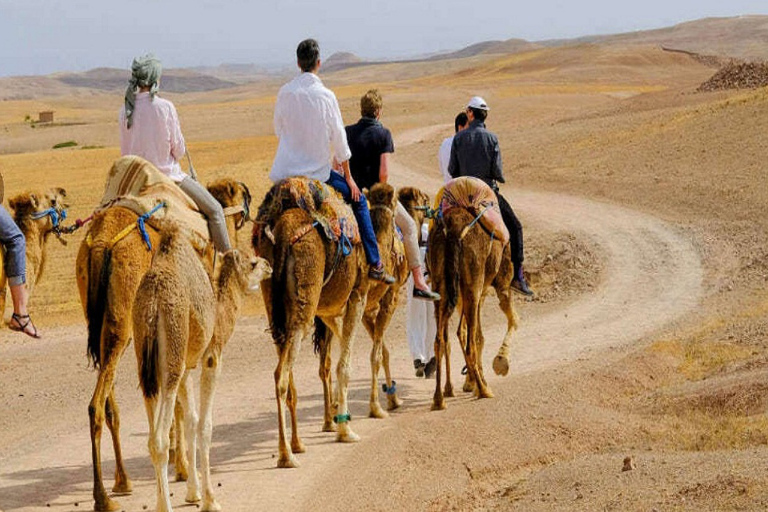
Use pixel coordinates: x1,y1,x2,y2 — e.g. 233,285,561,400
379,152,391,183
491,138,505,183
168,104,186,162
340,159,361,201
448,138,460,178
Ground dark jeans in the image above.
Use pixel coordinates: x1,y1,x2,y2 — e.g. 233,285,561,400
0,205,26,285
494,190,524,268
325,171,380,266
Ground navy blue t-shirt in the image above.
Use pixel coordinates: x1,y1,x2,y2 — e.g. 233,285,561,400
345,117,394,191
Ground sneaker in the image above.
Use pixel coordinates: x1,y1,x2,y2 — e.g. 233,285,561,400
369,263,396,284
511,274,534,297
414,359,425,377
423,357,436,379
413,287,440,301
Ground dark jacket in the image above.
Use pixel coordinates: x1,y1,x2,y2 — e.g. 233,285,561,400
447,120,505,189
345,117,394,191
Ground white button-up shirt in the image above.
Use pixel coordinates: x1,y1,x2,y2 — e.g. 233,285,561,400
270,72,351,183
119,92,187,182
438,135,454,184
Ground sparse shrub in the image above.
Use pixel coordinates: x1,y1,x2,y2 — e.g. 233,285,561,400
52,140,78,149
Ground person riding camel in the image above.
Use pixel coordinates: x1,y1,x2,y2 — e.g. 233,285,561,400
448,96,533,296
270,39,395,285
119,53,232,253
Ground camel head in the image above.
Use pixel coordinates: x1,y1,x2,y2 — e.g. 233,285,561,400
219,249,272,294
8,187,69,232
207,179,252,230
397,186,431,228
367,183,397,212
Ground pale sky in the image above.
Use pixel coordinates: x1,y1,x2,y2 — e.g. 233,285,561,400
0,0,766,77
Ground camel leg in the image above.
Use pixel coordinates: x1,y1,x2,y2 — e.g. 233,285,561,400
378,292,402,412
336,291,364,443
459,314,475,394
465,297,493,399
146,388,177,512
317,330,336,432
104,390,132,494
382,341,402,411
172,401,189,482
274,334,301,468
492,286,517,377
368,330,387,419
287,371,306,454
432,302,449,411
199,351,222,512
177,371,201,504
89,361,123,512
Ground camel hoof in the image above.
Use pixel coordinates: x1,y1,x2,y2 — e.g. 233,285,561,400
202,499,223,512
493,355,510,376
322,421,338,433
431,400,446,411
478,388,495,399
463,382,475,393
369,405,388,419
185,489,202,503
444,385,455,398
94,496,121,512
337,428,360,443
277,453,300,468
111,479,133,495
291,440,306,454
387,395,403,411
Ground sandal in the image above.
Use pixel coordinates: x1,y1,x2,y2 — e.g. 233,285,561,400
9,313,41,339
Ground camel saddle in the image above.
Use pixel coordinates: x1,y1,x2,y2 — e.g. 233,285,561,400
254,176,361,246
435,176,509,244
99,156,210,250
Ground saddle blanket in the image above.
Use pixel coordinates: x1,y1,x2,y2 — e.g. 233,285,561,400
435,176,509,244
100,156,210,249
255,177,361,245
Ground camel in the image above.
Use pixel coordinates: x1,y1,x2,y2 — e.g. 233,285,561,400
134,225,268,512
334,184,430,419
427,179,519,410
75,178,251,512
255,178,368,468
0,188,69,317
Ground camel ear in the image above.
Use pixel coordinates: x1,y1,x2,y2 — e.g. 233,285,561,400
29,193,39,209
227,182,236,198
56,187,67,198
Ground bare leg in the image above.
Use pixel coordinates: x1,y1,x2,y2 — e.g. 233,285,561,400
199,352,222,512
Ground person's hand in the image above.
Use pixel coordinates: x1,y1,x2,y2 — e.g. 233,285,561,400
346,175,361,202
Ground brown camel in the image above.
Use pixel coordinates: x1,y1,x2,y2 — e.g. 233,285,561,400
76,178,251,512
427,185,518,410
0,188,69,317
134,226,268,512
255,182,368,468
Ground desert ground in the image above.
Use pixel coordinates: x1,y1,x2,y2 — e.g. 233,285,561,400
3,17,768,511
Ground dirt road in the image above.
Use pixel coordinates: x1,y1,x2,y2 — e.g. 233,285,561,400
0,133,702,511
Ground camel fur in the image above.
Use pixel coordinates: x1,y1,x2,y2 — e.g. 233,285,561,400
134,225,268,512
75,178,251,512
0,188,69,318
256,190,368,469
427,196,519,410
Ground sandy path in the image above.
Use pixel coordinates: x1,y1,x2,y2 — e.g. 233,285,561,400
0,130,702,511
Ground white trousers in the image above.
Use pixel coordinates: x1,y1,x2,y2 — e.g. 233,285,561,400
405,246,436,363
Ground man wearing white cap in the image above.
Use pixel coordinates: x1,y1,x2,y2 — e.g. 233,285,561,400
447,96,533,296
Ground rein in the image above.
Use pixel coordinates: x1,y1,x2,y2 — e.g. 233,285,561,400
29,207,69,244
85,201,166,252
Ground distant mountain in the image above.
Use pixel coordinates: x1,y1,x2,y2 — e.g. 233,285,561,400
540,15,768,61
322,52,364,72
56,67,238,93
429,38,542,60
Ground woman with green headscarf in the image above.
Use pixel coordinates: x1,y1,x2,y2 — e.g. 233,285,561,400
119,54,232,252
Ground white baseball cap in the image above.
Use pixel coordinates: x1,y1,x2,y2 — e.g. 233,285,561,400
467,96,489,110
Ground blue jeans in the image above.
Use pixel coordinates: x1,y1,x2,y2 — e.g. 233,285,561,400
0,205,26,285
325,171,380,266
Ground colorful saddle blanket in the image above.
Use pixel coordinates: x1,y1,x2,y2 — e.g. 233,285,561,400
255,177,360,245
436,176,509,244
100,156,210,250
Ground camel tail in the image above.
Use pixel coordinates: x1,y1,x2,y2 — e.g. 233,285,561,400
270,240,291,345
135,275,161,399
444,226,461,315
139,322,159,399
86,247,112,368
312,317,326,354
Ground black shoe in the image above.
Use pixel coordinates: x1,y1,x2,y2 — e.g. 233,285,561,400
413,287,440,301
423,357,436,379
414,359,425,377
369,264,396,284
511,275,534,297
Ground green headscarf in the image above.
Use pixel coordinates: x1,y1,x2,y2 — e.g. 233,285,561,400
124,54,162,129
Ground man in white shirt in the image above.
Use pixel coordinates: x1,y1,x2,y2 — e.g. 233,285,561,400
437,112,469,184
271,39,394,284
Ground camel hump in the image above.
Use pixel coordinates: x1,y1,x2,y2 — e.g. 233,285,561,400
256,177,361,245
439,177,509,244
